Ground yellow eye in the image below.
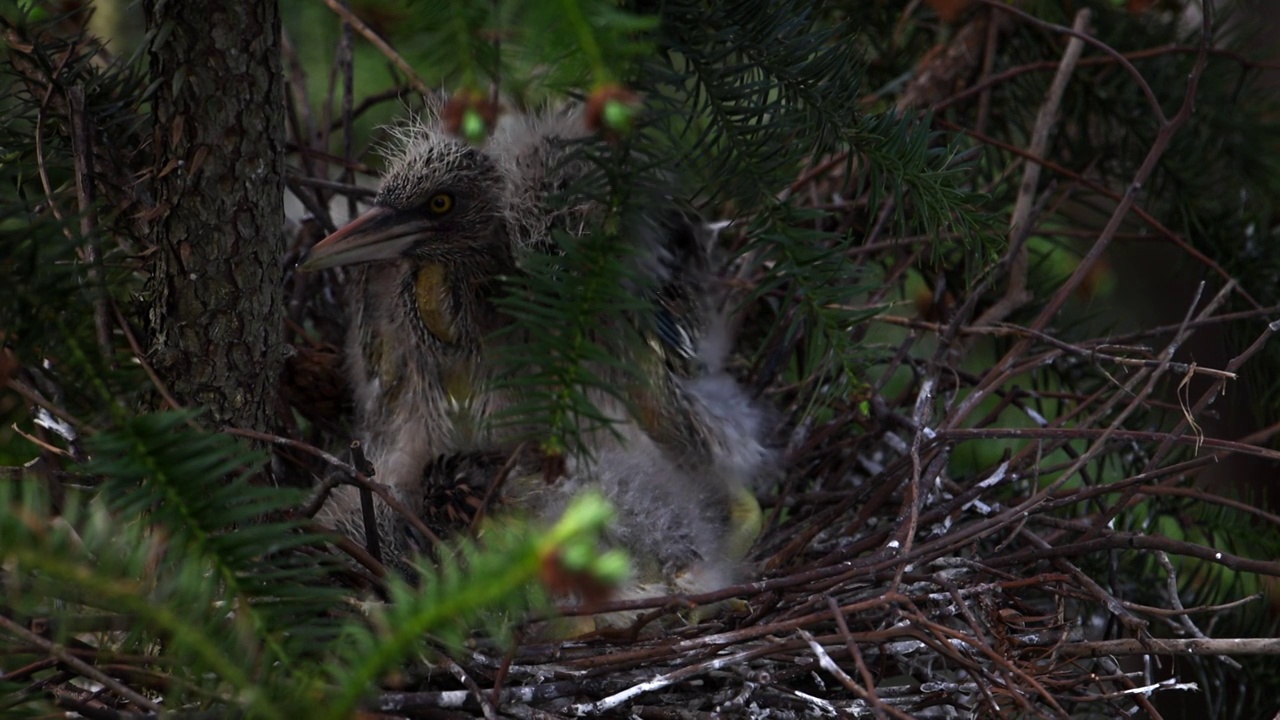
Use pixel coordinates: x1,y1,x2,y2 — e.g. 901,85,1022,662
427,192,454,214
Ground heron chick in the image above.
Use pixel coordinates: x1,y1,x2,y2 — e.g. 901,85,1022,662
300,106,774,606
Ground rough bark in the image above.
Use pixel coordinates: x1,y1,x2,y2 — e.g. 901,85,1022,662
143,0,285,431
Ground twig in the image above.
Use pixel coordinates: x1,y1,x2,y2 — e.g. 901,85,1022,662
874,315,1239,380
442,656,499,720
319,0,434,99
974,9,1089,328
6,378,95,435
933,427,1280,463
67,85,113,367
223,427,443,549
112,301,188,416
978,0,1166,122
1060,637,1280,657
0,615,161,713
1155,551,1242,670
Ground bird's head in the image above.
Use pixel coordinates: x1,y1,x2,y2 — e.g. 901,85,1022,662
299,125,507,273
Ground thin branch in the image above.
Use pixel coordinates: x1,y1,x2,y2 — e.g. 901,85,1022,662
975,9,1090,328
319,0,434,99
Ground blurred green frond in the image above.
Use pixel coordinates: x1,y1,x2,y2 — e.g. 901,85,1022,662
4,417,621,717
1,476,314,716
83,411,348,658
324,492,620,719
490,139,659,457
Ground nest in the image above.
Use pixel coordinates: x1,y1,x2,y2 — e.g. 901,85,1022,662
297,315,1280,718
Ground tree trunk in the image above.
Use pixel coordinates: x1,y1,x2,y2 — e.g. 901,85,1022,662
143,0,285,431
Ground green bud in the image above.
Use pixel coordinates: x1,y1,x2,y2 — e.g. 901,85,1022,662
602,99,635,133
559,538,596,571
542,436,566,456
462,109,487,144
592,550,630,584
558,492,614,532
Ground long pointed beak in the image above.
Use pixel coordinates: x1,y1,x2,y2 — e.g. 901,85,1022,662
298,206,418,272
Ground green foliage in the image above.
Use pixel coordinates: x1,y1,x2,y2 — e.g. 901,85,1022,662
1,411,619,717
489,127,675,455
493,230,656,456
2,444,320,716
635,0,987,416
84,412,347,658
408,0,989,445
0,4,153,444
325,493,619,718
